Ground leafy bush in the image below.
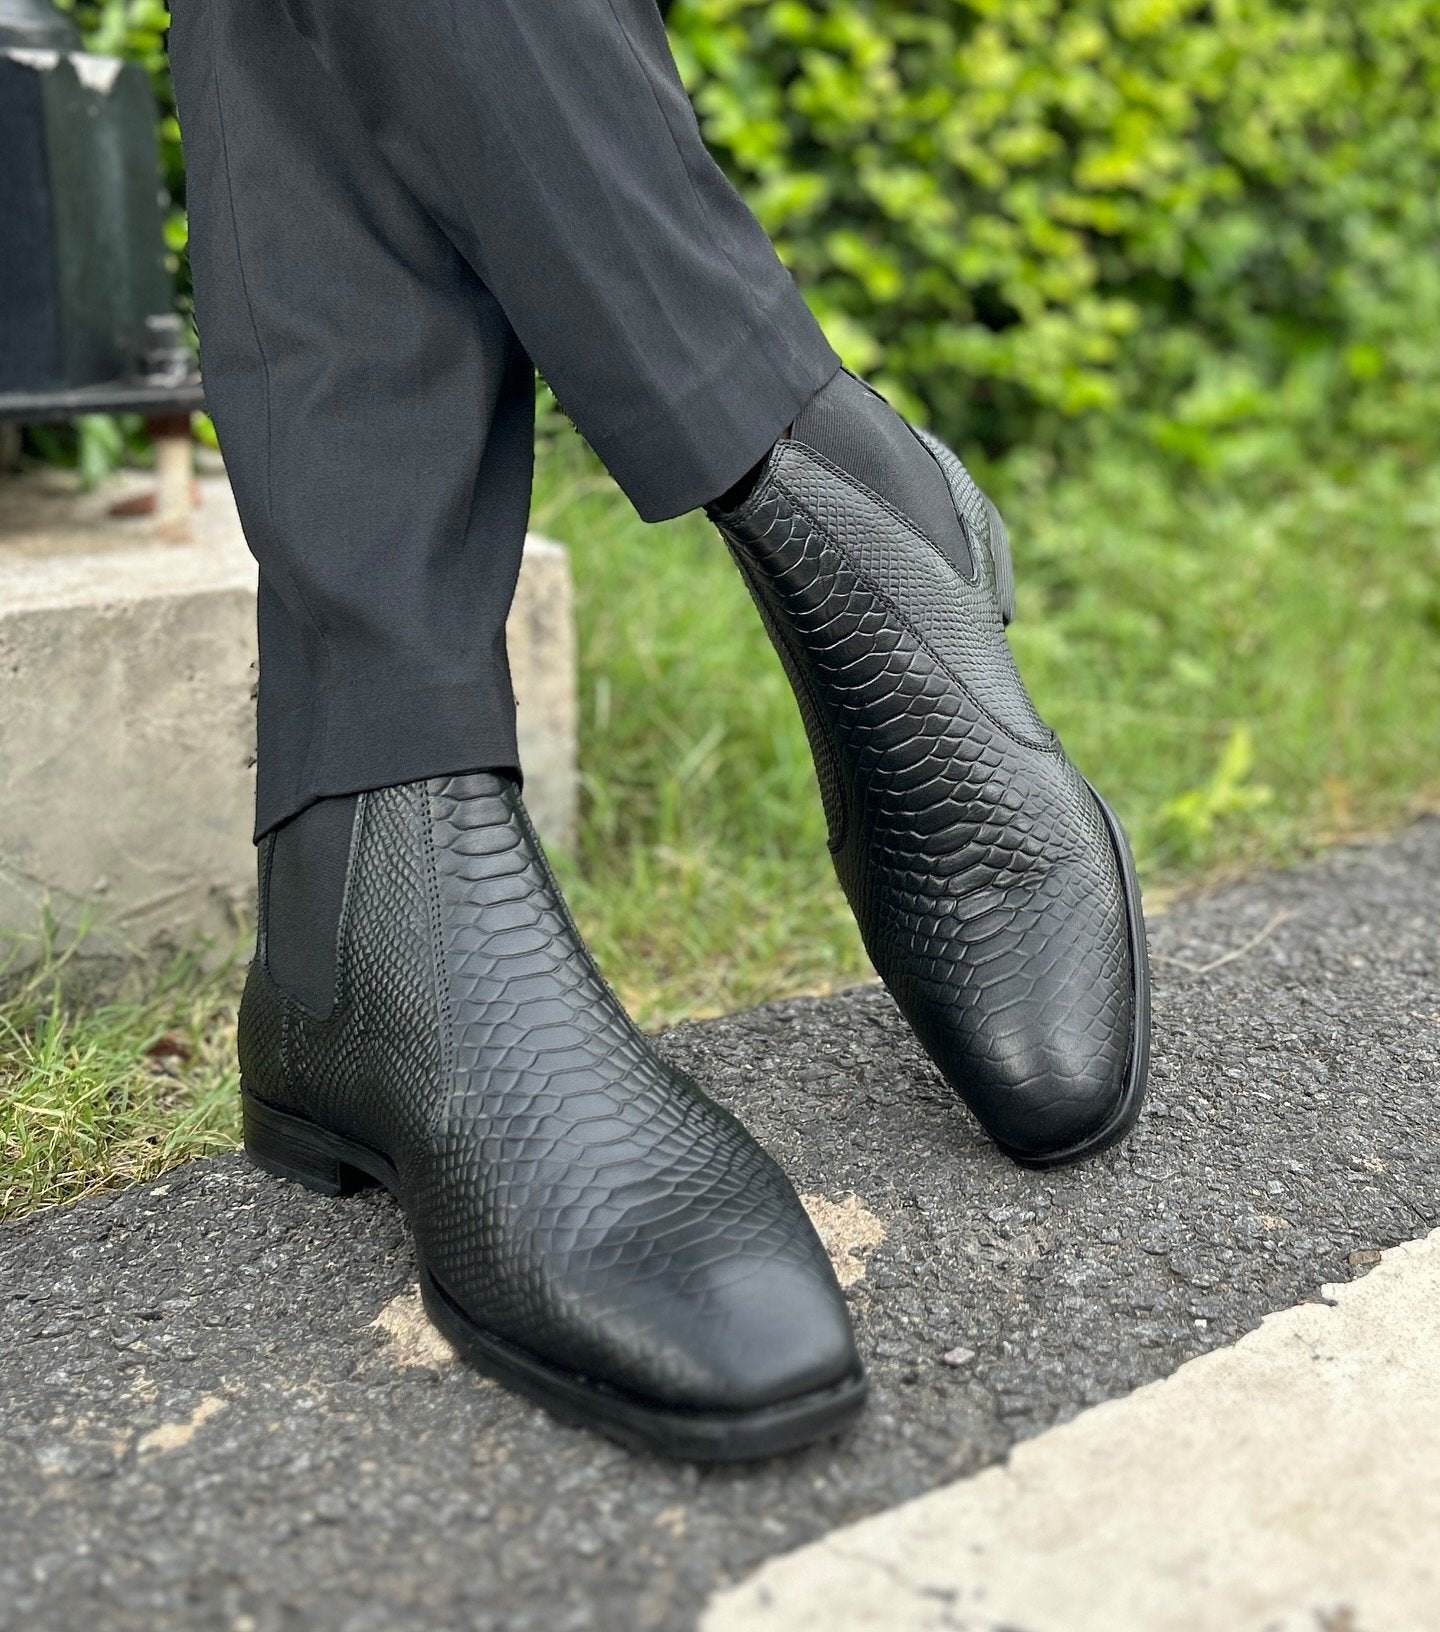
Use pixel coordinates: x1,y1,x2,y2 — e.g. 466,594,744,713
669,0,1440,465
57,0,1440,468
56,0,1440,467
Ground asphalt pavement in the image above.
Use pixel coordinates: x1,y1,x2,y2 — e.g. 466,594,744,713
2,818,1436,1632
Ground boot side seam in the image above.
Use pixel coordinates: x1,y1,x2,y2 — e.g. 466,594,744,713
767,475,1062,760
258,833,294,1098
777,441,981,587
328,793,366,1025
419,781,456,1152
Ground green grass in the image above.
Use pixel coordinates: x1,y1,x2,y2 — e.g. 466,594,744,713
542,434,1440,1020
3,438,1437,1220
0,929,242,1222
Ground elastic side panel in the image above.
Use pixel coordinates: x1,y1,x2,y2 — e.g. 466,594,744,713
264,794,361,1019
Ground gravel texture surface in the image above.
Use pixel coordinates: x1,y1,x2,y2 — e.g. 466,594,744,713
2,819,1437,1632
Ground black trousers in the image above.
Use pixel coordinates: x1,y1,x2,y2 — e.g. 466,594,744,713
167,0,839,837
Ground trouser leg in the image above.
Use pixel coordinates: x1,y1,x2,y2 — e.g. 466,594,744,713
170,0,838,833
169,0,536,837
274,0,840,521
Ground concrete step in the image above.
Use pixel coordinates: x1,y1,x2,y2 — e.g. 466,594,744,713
0,466,576,959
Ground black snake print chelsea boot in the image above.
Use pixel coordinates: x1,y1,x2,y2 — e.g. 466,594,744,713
238,772,865,1458
710,389,1151,1167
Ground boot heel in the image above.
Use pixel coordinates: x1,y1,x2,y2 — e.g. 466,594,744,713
241,1089,373,1197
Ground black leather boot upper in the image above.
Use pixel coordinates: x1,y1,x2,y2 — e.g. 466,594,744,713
710,381,1149,1164
239,773,862,1449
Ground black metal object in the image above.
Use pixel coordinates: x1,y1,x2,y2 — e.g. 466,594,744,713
0,0,78,49
0,0,203,423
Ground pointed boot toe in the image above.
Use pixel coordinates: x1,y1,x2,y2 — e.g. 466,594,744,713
409,1134,866,1457
653,1251,863,1414
899,779,1150,1167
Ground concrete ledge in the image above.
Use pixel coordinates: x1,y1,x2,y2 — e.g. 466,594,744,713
0,467,576,957
506,533,578,851
706,1228,1440,1632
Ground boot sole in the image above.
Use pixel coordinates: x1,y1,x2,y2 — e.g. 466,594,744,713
994,785,1153,1170
239,1087,868,1462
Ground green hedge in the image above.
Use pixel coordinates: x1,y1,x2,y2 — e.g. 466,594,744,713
58,0,1440,466
670,0,1440,465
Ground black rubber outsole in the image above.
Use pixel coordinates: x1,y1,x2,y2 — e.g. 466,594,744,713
992,785,1153,1171
239,1088,869,1462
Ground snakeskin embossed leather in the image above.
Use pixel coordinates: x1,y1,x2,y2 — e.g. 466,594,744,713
239,774,863,1454
712,433,1149,1164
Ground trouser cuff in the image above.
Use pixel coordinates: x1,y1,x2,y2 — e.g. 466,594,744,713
254,675,520,840
592,288,842,523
